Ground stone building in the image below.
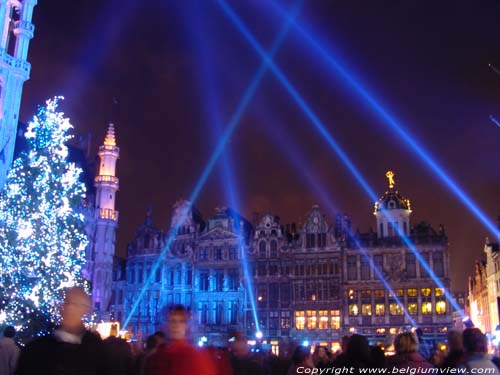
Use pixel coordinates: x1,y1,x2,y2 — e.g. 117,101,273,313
109,172,454,351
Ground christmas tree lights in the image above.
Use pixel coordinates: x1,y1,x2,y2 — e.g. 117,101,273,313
0,97,88,339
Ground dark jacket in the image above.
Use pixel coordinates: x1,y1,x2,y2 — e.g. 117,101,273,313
15,330,108,375
387,352,434,370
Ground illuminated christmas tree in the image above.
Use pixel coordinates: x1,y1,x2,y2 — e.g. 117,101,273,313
0,97,88,339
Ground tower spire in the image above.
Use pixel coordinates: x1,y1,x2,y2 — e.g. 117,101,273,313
104,123,116,146
90,124,120,317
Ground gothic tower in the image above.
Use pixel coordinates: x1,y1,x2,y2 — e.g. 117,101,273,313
92,123,119,315
374,170,412,238
0,0,37,187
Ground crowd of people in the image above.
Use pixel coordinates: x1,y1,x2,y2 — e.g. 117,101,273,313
1,287,500,374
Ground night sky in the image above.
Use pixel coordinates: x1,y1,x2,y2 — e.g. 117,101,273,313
19,0,500,292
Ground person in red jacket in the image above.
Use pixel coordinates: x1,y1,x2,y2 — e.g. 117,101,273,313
144,305,216,375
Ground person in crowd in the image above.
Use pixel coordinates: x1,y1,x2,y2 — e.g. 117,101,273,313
287,346,314,375
333,334,373,373
143,304,216,375
134,335,162,375
331,335,350,366
153,331,165,344
15,286,108,375
206,346,233,375
103,330,134,375
0,326,20,375
387,332,433,370
461,328,499,372
370,345,386,369
430,348,445,367
228,334,262,375
440,330,463,369
313,346,331,369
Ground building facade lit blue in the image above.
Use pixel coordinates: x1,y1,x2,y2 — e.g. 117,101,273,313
109,176,454,351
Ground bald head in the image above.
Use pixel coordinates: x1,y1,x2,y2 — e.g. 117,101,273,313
60,287,91,329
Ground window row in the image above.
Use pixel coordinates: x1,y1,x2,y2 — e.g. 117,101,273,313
346,253,445,281
295,310,341,330
197,300,239,325
198,247,239,261
347,300,447,316
197,269,240,292
346,288,445,299
257,240,280,258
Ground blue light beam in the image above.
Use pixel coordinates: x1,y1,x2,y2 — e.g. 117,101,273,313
189,2,259,329
256,109,416,326
217,0,464,318
123,1,302,329
270,0,500,241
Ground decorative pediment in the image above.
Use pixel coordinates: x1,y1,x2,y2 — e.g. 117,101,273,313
198,226,240,241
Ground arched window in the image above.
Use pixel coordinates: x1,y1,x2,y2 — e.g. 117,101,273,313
259,241,266,258
270,240,278,258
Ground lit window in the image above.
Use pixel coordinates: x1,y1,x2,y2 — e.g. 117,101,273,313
436,300,446,315
319,310,328,329
307,310,317,330
389,303,404,315
376,328,386,334
375,304,385,316
348,304,359,316
408,303,418,315
389,327,397,334
348,290,356,300
330,312,340,330
422,302,432,315
295,311,305,330
362,304,372,316
407,289,417,297
360,290,372,298
421,288,431,297
374,290,385,298
435,288,444,297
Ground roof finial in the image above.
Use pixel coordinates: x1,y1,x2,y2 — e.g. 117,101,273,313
104,123,116,146
386,170,395,189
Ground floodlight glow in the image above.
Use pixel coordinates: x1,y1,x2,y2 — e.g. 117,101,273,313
269,0,500,240
302,340,309,347
256,331,263,339
123,0,302,329
217,0,463,318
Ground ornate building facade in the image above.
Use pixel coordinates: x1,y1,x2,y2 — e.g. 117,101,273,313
468,240,500,336
0,0,37,187
110,172,454,350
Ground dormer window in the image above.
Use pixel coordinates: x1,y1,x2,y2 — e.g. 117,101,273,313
388,200,396,209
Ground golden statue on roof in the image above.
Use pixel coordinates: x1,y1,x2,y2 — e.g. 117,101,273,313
386,171,395,189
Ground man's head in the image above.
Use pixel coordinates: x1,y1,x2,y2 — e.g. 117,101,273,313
463,328,487,354
3,326,15,338
60,287,91,328
394,332,419,354
166,305,189,341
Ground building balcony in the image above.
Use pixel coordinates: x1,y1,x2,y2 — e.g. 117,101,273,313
99,144,120,154
0,50,30,75
95,175,119,185
13,20,35,37
98,208,119,221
